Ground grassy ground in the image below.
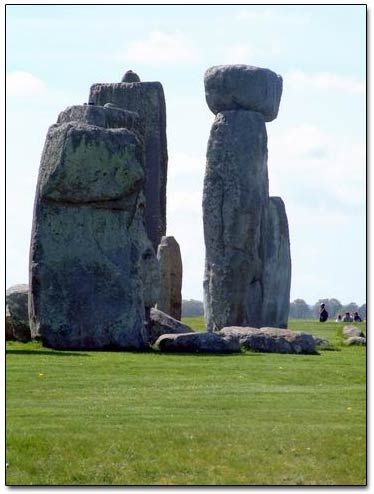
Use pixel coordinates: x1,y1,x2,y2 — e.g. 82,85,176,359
6,319,366,486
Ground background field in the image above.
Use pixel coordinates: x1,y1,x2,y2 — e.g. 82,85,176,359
6,318,366,486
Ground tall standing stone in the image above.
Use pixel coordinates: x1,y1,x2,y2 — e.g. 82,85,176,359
29,105,159,350
156,236,182,320
203,110,269,330
89,72,168,252
203,64,290,330
261,197,292,328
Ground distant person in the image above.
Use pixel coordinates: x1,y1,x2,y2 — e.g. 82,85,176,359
342,312,353,322
353,311,362,322
335,314,342,322
319,303,328,322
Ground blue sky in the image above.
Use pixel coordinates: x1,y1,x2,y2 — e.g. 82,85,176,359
6,4,366,305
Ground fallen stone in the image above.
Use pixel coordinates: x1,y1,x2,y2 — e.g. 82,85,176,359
6,284,31,342
148,308,192,345
313,336,334,350
342,326,365,339
89,79,168,252
155,331,241,353
156,236,182,320
217,326,316,354
345,336,366,346
204,65,283,121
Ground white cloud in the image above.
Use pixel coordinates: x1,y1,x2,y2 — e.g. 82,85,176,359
279,123,331,160
123,31,198,65
286,70,365,94
6,71,47,97
267,123,365,215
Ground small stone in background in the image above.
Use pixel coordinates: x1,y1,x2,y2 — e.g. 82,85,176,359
342,326,365,339
6,284,31,342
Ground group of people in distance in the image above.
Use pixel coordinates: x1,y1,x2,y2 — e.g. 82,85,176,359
335,312,362,323
319,303,363,323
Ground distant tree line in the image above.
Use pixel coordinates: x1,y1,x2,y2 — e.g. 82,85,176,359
182,299,204,317
183,298,366,320
289,298,366,320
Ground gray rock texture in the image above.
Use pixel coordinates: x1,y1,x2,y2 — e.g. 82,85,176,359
6,284,31,342
217,326,316,354
203,65,291,332
204,65,283,122
89,80,168,252
261,197,291,328
148,308,192,345
342,326,365,339
57,104,142,136
203,110,269,331
155,331,241,353
313,337,334,350
29,106,159,350
344,336,366,346
122,70,141,83
6,306,14,340
156,236,182,320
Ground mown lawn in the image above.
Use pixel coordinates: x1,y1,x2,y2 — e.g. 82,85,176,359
6,319,366,486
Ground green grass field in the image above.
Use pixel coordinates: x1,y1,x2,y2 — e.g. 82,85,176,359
6,318,366,486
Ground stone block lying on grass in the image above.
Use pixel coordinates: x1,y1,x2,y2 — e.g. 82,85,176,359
344,336,366,346
216,326,316,354
148,308,192,345
342,326,365,339
154,331,241,353
313,337,334,350
6,284,31,342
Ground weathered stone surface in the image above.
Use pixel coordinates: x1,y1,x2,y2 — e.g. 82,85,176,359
156,236,182,320
36,123,144,204
204,65,283,122
89,80,168,252
203,110,269,331
345,336,366,346
148,308,192,345
342,326,365,339
6,284,31,342
121,70,141,83
313,336,334,350
217,326,316,354
261,197,291,328
155,331,241,353
29,109,159,350
57,104,142,136
6,306,14,340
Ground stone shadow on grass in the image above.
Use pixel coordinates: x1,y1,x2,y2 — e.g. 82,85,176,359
6,349,90,357
154,351,258,357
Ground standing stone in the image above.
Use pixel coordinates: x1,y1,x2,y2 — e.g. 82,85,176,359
89,74,168,252
203,110,269,330
203,64,290,331
6,284,31,342
29,105,159,350
261,197,291,328
156,236,182,320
